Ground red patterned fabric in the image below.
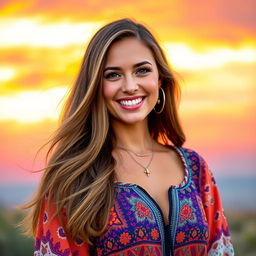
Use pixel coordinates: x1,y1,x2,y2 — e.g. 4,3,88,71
34,195,90,256
34,147,234,255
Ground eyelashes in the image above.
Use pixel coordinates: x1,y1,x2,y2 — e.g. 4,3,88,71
136,67,152,74
104,67,152,80
105,72,120,79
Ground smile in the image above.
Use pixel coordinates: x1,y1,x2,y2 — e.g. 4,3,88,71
118,97,143,106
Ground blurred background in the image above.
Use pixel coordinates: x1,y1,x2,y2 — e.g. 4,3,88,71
0,0,255,255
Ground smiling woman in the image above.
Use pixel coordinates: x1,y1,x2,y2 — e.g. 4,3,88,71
21,18,234,256
103,38,160,125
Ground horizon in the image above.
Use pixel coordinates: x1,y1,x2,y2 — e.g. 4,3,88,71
0,0,255,185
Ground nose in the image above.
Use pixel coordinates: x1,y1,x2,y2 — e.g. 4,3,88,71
122,75,139,94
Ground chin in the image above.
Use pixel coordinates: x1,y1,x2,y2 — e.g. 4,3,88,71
120,116,148,125
109,106,152,125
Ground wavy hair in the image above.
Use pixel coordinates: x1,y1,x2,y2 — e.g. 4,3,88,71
22,18,185,244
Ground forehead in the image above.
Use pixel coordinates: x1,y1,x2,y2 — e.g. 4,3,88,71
105,37,156,66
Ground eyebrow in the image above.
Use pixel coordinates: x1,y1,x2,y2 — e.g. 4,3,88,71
103,61,152,73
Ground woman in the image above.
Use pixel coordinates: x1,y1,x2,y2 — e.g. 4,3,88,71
24,19,234,255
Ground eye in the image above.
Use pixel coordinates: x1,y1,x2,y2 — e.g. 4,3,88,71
104,72,120,80
136,67,152,75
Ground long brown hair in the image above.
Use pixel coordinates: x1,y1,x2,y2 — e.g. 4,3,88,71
22,18,185,244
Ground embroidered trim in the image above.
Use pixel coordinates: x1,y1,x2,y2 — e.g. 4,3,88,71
208,232,234,256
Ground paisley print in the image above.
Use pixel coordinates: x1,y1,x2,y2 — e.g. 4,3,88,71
34,146,234,255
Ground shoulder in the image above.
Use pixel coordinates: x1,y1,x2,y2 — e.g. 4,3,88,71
174,145,208,169
174,145,214,191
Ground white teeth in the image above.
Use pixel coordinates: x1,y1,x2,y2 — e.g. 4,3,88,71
119,97,143,106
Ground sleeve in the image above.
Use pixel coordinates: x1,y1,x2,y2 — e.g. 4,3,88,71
34,195,91,256
198,155,234,256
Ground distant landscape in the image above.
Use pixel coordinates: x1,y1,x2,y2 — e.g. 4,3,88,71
1,176,256,210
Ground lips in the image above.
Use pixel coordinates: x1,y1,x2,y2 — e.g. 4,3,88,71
118,97,143,106
116,96,145,110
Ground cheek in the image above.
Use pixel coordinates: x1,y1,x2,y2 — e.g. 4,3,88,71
103,82,115,100
144,76,160,106
143,76,159,93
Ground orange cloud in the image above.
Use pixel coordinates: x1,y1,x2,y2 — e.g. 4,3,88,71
0,0,255,184
0,0,34,16
0,0,255,45
0,46,82,94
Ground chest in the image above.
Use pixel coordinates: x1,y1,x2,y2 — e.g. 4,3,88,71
94,183,209,255
114,148,186,224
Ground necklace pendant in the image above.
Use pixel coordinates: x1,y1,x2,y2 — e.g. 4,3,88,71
144,167,150,177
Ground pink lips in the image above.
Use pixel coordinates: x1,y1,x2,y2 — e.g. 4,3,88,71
116,96,145,110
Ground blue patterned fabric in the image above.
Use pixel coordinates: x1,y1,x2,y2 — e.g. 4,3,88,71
34,146,234,255
92,146,234,255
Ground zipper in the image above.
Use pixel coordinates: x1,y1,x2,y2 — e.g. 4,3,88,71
169,188,174,256
134,186,167,255
169,187,180,256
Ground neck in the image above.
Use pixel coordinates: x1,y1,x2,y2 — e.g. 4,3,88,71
111,119,153,153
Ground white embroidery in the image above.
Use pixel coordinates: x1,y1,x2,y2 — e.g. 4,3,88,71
208,233,234,256
34,241,59,256
57,226,67,240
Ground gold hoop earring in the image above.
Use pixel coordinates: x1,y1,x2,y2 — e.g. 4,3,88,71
154,87,165,114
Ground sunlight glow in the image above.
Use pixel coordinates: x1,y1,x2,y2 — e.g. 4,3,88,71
164,43,256,70
0,18,103,47
0,67,16,82
179,98,251,118
0,87,68,123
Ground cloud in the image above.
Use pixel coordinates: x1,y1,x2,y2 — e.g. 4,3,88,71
0,87,67,123
164,43,256,70
0,18,103,48
0,0,255,45
0,46,82,93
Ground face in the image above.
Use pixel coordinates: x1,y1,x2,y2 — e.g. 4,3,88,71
103,37,160,126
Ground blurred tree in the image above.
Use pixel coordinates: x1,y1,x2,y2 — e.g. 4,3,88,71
0,207,33,256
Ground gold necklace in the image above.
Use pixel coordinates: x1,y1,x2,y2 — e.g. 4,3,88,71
117,143,154,177
117,146,152,157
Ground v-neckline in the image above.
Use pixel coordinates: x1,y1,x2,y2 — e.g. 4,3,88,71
115,177,180,256
114,145,190,189
114,145,191,226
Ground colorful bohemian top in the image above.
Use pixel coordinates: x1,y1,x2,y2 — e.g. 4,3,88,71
34,146,234,256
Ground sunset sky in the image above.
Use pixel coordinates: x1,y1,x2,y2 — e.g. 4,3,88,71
0,0,255,185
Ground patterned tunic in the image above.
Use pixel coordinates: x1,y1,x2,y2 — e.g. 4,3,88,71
34,146,234,255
